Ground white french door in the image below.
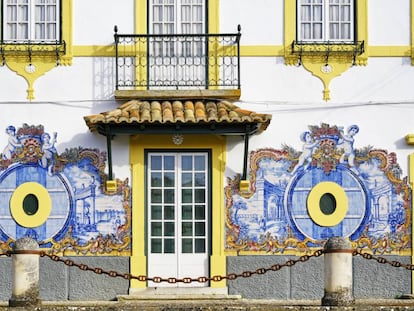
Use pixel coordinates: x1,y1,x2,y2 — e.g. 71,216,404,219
147,152,209,287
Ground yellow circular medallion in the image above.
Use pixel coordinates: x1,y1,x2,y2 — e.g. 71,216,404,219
10,182,52,228
307,181,348,227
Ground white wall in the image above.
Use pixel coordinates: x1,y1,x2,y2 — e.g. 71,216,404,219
73,0,135,45
368,0,411,45
220,0,283,45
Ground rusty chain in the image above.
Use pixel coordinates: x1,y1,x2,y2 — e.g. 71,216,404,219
353,249,414,271
0,248,413,283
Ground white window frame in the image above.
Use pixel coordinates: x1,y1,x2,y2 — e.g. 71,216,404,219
297,0,354,43
3,0,60,42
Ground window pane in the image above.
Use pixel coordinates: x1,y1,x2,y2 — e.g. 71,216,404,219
182,173,192,187
151,189,162,203
182,222,192,236
151,205,162,219
164,238,175,253
151,238,162,253
164,156,174,170
182,205,192,220
195,238,205,253
195,222,205,236
182,189,192,203
164,189,174,203
182,156,192,170
164,172,174,187
164,205,174,220
182,238,192,253
195,205,205,220
164,222,175,236
151,222,162,236
151,156,162,170
195,189,205,203
151,172,162,187
194,156,205,170
313,23,323,39
194,173,205,186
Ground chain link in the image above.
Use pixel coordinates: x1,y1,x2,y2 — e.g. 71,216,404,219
0,248,412,284
353,249,414,271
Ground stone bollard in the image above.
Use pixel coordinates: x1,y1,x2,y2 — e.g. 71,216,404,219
9,237,41,308
321,236,355,306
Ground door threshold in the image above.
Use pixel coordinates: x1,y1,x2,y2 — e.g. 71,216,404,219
121,287,241,300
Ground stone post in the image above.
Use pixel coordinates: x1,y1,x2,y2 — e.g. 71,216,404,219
9,237,41,307
321,236,354,306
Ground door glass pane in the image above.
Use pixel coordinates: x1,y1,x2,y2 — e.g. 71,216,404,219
182,173,192,187
164,189,174,203
151,156,162,170
151,222,162,236
194,172,205,186
182,189,192,203
164,156,175,170
164,238,175,253
182,205,192,219
195,205,205,220
151,172,162,187
195,222,205,236
182,222,192,236
164,205,174,219
194,156,205,170
164,172,174,186
151,238,162,253
195,238,205,253
182,156,192,170
195,189,205,203
182,238,192,253
164,222,175,236
151,205,162,219
151,189,162,203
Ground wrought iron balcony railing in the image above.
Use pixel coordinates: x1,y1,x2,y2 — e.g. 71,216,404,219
0,40,66,65
114,26,241,91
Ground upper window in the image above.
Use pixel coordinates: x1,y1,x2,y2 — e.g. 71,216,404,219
297,0,354,42
2,0,60,42
149,0,205,35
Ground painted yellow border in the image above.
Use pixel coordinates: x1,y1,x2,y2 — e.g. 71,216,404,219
129,134,226,290
10,182,52,228
307,182,348,227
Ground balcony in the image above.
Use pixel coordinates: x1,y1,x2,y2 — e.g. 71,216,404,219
114,26,241,100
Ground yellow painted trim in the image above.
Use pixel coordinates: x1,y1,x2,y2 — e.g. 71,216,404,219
10,182,52,228
71,44,412,58
209,0,219,34
409,153,414,294
136,0,147,34
5,0,73,100
129,134,227,290
307,182,348,227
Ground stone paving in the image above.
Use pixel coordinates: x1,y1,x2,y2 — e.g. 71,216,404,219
1,299,414,310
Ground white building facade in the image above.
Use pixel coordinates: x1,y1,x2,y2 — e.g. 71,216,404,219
0,0,412,300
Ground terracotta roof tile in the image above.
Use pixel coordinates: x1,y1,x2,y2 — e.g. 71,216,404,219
84,99,272,133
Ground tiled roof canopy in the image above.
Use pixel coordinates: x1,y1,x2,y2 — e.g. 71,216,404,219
84,99,272,136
